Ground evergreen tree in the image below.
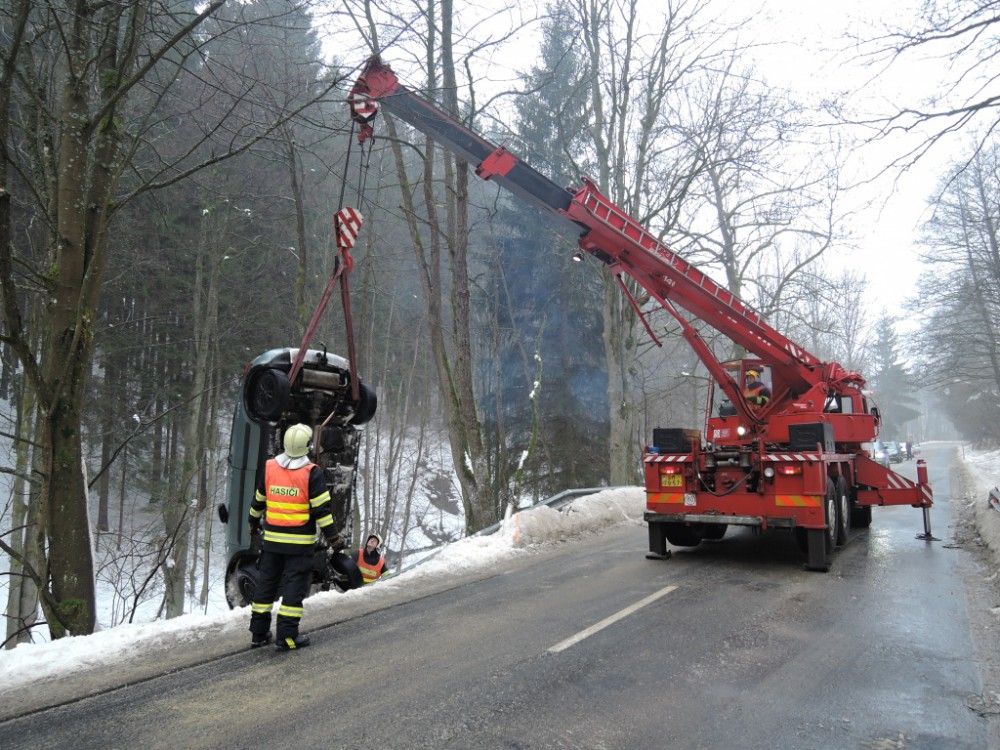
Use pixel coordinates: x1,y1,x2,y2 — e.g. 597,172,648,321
870,313,920,438
480,1,609,494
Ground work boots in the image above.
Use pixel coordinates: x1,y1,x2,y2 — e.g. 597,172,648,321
274,634,311,652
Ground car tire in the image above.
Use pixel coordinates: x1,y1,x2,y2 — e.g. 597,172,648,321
226,557,261,609
245,368,290,423
327,551,365,591
349,382,377,426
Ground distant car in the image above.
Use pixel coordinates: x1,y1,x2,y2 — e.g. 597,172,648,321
872,441,890,468
885,441,903,464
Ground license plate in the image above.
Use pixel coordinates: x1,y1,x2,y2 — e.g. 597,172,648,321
661,474,683,488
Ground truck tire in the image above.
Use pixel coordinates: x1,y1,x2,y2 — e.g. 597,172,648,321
835,476,850,547
246,368,290,423
702,524,727,541
665,523,703,547
851,501,873,528
804,480,836,572
226,558,261,609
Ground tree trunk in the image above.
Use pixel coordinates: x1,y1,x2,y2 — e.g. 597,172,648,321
163,201,222,618
4,382,40,647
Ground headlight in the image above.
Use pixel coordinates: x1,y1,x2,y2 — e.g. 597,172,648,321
736,425,747,436
763,466,775,478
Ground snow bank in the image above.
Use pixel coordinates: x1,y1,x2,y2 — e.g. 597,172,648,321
962,447,1000,573
506,488,643,547
0,487,644,696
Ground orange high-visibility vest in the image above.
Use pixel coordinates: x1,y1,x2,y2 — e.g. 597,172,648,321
356,550,386,584
265,461,313,526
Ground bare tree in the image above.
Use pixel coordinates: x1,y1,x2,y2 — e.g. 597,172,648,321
0,0,344,636
346,0,534,532
911,139,1000,441
851,0,1000,168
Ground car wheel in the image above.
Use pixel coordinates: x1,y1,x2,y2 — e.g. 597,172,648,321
349,382,377,426
226,558,261,609
327,551,365,591
246,368,290,423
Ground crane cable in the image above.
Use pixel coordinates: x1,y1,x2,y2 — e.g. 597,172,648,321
287,110,374,399
334,118,375,401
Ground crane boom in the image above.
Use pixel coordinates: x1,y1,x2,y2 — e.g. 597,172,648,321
352,57,849,404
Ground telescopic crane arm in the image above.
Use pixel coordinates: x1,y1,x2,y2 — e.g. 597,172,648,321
351,57,861,413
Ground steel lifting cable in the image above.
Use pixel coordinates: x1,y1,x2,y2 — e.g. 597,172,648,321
287,109,373,397
333,119,374,402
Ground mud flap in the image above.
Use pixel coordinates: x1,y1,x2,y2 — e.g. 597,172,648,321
805,528,831,572
645,521,672,560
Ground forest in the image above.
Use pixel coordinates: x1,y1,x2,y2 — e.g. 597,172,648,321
2,0,1000,644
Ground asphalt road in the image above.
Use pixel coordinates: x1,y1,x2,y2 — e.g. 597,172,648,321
2,443,997,749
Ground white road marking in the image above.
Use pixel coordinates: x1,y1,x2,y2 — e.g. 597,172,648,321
547,584,678,653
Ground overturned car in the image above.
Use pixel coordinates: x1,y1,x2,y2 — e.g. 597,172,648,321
217,347,377,608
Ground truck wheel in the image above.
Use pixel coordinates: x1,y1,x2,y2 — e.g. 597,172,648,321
851,502,873,528
835,477,850,546
246,368,290,423
225,558,261,609
701,524,727,541
804,481,836,572
665,523,703,547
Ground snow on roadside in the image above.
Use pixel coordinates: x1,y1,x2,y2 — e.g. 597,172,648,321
961,447,1000,576
0,487,645,691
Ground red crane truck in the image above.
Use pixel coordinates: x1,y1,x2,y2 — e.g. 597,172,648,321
350,56,933,571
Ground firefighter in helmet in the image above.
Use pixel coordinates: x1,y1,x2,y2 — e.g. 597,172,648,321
743,368,771,407
248,423,346,652
356,532,389,584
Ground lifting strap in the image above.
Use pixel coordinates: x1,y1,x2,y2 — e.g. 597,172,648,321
287,116,374,399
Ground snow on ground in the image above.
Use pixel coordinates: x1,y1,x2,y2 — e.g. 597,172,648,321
960,446,1000,580
0,487,645,693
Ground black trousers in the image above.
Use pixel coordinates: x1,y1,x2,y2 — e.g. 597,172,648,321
249,550,314,640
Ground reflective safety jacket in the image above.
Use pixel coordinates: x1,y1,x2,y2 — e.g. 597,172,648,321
356,549,386,584
264,462,311,526
743,381,771,407
249,456,336,554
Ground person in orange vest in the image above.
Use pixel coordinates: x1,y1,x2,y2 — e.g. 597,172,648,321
248,423,346,652
356,532,389,584
743,368,771,407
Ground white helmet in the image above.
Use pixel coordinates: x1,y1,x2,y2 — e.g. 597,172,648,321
283,423,313,458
